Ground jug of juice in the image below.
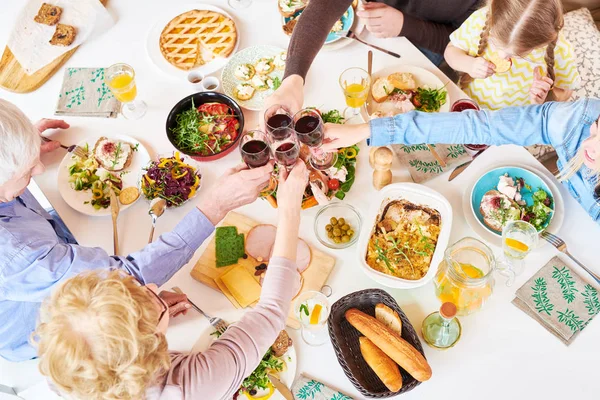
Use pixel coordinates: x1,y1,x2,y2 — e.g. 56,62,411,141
434,237,496,316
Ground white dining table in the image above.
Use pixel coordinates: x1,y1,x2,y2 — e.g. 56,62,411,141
1,0,599,399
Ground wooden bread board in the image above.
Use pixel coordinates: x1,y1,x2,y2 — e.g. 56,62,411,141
0,0,108,93
191,211,336,329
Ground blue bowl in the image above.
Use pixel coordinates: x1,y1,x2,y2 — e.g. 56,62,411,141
470,166,555,236
284,6,354,44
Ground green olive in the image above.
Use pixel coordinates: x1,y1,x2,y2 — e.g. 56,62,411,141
325,224,333,232
333,228,342,237
333,236,342,244
347,229,355,237
338,218,346,226
330,217,338,225
327,231,334,239
341,235,350,243
342,224,351,231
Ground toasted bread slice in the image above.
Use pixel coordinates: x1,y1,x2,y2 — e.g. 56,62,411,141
480,189,521,232
388,72,417,91
49,24,76,47
234,64,255,81
371,77,393,103
34,3,62,26
278,0,306,18
376,303,402,336
234,83,255,101
93,137,134,172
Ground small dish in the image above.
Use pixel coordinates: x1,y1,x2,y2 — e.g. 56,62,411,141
314,203,362,249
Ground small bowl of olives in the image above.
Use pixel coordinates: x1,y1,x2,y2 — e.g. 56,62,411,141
314,203,362,249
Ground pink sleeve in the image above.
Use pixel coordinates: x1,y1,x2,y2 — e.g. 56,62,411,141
163,257,300,399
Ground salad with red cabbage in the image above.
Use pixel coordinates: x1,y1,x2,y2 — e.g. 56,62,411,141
141,152,201,207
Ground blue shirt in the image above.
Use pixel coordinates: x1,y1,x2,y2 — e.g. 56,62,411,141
0,191,215,361
369,98,600,224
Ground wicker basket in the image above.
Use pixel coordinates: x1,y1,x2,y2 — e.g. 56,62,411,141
328,288,427,398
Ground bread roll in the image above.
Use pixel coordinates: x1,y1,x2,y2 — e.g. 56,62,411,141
346,308,432,382
371,77,392,103
375,303,402,336
388,72,416,91
360,337,403,392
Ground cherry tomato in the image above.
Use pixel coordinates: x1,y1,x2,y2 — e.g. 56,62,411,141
328,179,340,190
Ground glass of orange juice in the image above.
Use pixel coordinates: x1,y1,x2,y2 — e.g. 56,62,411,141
339,67,371,122
295,290,330,346
105,63,147,120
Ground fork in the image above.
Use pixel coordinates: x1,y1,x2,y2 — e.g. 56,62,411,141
171,286,228,334
541,231,600,285
42,137,88,159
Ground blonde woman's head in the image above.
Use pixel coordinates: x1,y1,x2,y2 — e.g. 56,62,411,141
33,270,170,400
557,116,600,182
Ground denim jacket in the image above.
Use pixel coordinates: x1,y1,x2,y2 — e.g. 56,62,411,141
369,98,600,224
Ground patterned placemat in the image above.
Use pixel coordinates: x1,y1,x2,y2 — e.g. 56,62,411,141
292,374,353,400
55,67,120,118
390,143,471,183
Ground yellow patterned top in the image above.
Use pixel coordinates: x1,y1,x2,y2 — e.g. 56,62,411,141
450,7,580,110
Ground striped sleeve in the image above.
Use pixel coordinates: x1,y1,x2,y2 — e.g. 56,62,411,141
449,7,487,57
553,32,580,90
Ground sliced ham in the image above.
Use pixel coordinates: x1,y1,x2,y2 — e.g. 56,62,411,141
296,239,312,273
246,224,312,272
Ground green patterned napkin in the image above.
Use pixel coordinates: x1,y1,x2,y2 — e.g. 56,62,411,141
512,256,600,345
55,68,120,118
390,144,471,183
292,374,353,400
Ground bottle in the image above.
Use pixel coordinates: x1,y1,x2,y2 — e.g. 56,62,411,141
421,302,462,349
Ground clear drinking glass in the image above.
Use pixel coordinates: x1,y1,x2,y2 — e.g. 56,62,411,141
293,108,337,170
339,67,371,122
105,63,147,120
269,130,300,169
228,0,252,9
264,104,294,140
501,220,538,281
240,130,271,168
295,290,331,346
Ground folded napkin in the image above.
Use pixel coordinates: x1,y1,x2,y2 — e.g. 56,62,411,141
55,68,120,118
390,144,471,183
292,374,353,400
513,256,600,345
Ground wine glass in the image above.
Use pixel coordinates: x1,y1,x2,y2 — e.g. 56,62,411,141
269,131,300,169
105,63,147,120
264,104,293,140
293,108,337,170
295,291,331,346
240,130,271,168
501,220,538,284
228,0,252,9
339,67,371,122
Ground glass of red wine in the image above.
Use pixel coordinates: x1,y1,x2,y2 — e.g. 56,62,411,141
265,104,293,140
269,131,300,169
293,108,337,170
451,99,489,151
240,130,271,168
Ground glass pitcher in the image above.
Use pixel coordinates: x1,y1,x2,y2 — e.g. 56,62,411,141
434,237,500,316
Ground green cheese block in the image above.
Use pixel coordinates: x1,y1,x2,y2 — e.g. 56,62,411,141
215,226,245,268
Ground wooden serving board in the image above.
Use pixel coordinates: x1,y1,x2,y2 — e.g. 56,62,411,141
191,211,336,329
0,0,108,93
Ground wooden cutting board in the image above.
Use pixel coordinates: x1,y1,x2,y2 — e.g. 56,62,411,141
191,211,336,329
0,0,108,93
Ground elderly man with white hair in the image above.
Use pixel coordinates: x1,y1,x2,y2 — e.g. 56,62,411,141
0,99,274,362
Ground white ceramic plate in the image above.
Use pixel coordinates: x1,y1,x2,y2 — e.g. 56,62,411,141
191,309,297,399
462,164,564,248
57,135,150,217
221,45,286,111
356,183,453,289
362,65,451,121
146,4,240,79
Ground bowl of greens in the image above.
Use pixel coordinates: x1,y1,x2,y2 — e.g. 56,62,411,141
166,92,245,161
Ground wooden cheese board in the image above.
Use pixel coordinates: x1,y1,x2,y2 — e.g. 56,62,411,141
191,211,336,329
0,0,108,93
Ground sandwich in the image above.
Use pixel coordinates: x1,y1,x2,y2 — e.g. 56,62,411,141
93,137,134,172
278,0,307,18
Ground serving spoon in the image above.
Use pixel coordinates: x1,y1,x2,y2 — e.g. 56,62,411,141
148,198,167,244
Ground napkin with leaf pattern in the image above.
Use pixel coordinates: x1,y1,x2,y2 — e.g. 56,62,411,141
292,374,353,400
390,144,471,183
55,67,120,118
512,256,600,345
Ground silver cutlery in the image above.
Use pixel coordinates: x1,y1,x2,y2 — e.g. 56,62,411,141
541,231,600,285
339,30,401,58
171,286,228,334
108,184,120,256
41,136,88,158
148,198,167,243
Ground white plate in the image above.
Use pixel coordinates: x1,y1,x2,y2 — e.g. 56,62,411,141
191,309,297,399
146,4,240,79
221,45,286,111
462,163,565,248
356,183,453,289
362,65,451,121
57,135,150,217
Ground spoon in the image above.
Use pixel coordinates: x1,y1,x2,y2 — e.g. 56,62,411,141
148,198,167,243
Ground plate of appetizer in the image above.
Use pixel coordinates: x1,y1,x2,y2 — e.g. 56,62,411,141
281,3,354,45
364,65,450,121
146,4,239,78
356,183,453,289
469,166,564,239
191,309,297,400
221,45,286,111
57,136,150,217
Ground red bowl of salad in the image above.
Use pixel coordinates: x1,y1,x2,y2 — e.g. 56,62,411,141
166,92,245,162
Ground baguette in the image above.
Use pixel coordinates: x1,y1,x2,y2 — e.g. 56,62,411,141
375,303,402,336
346,308,432,382
360,337,403,392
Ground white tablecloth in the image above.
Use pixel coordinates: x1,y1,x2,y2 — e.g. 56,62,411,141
1,0,599,398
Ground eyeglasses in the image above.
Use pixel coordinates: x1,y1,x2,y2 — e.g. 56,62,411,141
145,286,168,324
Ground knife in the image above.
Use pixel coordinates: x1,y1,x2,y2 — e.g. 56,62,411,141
448,148,487,181
267,374,295,400
346,30,401,58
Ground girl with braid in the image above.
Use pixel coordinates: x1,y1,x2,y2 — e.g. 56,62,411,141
444,0,580,110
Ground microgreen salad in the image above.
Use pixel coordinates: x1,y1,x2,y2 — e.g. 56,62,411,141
140,153,201,207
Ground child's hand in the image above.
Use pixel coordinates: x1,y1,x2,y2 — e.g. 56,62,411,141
469,57,496,79
530,66,554,104
321,123,370,152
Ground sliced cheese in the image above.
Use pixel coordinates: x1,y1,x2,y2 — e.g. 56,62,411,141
220,266,262,308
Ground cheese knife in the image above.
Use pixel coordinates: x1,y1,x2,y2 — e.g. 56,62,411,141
267,374,295,400
448,147,488,181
